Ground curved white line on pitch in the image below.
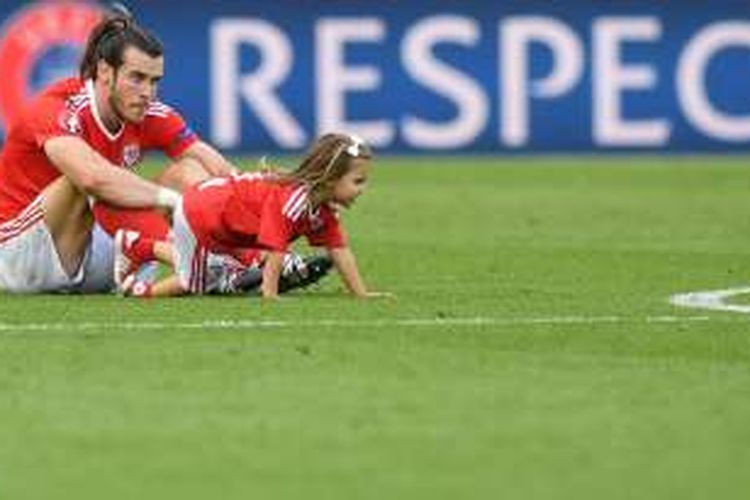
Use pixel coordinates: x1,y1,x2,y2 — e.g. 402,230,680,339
670,286,750,314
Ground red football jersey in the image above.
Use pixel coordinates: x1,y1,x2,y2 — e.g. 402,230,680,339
183,173,347,254
0,78,198,223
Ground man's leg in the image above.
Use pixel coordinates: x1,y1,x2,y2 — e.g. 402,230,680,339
41,176,93,277
34,157,211,288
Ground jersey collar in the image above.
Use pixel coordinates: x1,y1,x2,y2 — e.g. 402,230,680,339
86,79,124,141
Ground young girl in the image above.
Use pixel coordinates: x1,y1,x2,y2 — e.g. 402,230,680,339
119,133,380,299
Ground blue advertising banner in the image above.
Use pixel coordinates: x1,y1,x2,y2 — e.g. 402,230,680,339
1,0,749,153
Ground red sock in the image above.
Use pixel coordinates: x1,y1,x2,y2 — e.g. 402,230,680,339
128,235,157,262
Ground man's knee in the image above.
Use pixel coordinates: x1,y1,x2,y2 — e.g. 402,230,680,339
39,176,93,275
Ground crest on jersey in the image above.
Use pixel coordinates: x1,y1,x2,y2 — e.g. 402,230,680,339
122,144,141,169
59,110,82,135
0,2,102,138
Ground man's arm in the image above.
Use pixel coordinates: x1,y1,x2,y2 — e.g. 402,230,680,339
179,141,239,177
44,136,179,208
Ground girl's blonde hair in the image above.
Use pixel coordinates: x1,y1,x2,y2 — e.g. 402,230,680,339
275,133,373,204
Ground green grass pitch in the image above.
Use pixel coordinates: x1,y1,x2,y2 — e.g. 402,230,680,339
2,156,750,499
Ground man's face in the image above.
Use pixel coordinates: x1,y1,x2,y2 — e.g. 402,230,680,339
108,46,164,123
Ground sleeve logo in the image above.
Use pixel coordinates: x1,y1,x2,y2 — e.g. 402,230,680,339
59,110,82,135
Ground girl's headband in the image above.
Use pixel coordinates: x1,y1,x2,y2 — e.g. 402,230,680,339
345,134,366,157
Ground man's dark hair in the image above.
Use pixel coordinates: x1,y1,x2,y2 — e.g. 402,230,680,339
79,5,163,80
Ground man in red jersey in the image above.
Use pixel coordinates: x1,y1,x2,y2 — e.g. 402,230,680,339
0,8,235,293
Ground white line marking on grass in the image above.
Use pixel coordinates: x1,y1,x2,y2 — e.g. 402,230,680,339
670,286,750,314
0,314,719,335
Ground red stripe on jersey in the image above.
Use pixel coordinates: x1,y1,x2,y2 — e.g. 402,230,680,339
0,197,44,232
190,248,199,293
0,202,44,244
190,246,207,294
